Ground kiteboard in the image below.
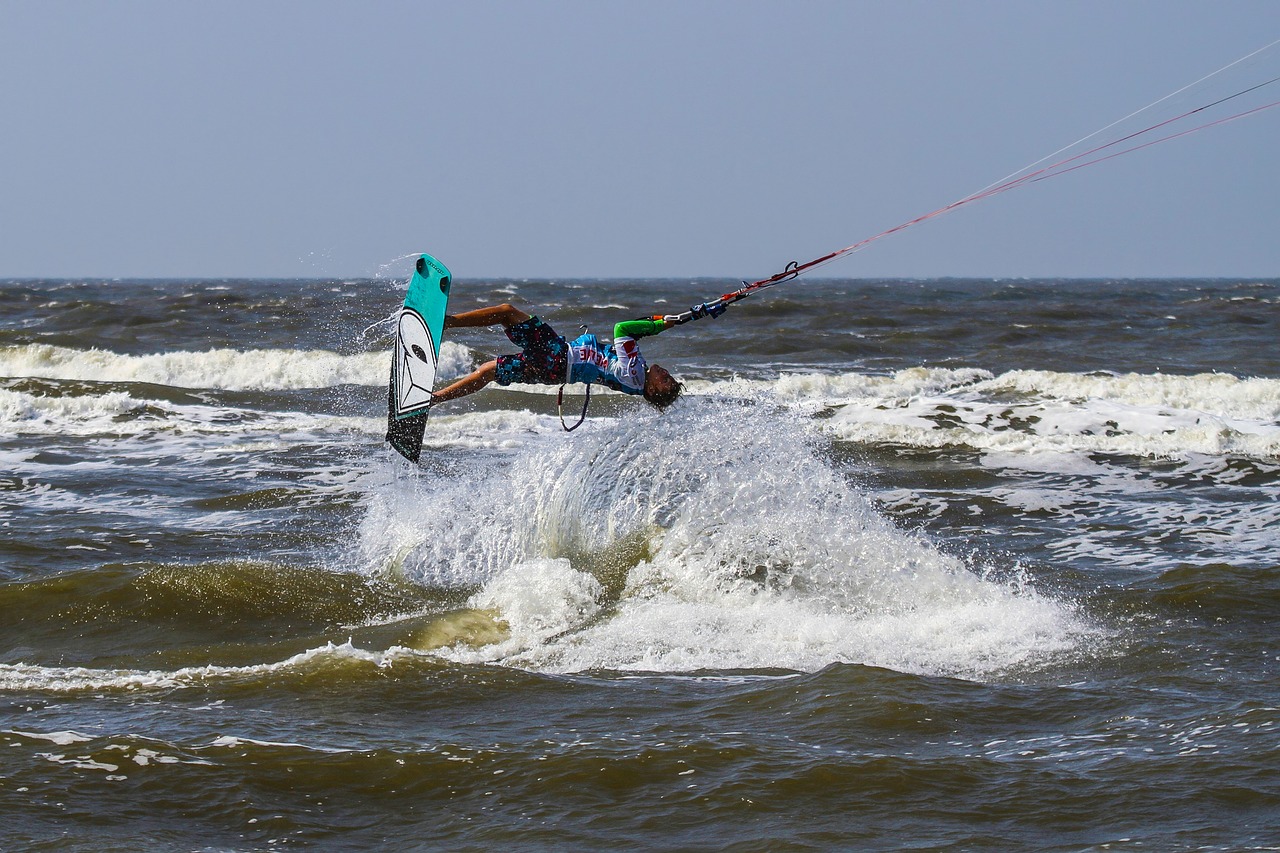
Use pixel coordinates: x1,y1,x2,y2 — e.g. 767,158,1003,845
386,253,451,463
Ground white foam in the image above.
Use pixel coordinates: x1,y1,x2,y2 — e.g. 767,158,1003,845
0,386,383,443
455,558,604,658
783,368,1280,460
206,735,347,753
8,729,93,746
989,370,1280,422
672,367,1280,461
0,386,145,432
37,754,119,773
24,347,1270,462
371,402,1093,678
682,366,992,406
0,341,473,391
0,641,415,694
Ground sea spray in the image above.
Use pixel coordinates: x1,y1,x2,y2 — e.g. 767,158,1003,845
367,399,1091,676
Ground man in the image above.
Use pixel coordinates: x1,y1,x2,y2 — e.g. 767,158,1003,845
430,302,691,409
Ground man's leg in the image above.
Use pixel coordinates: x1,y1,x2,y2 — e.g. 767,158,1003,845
431,360,498,403
444,303,530,330
432,304,538,404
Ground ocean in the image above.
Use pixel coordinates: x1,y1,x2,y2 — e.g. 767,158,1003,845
1,273,1277,851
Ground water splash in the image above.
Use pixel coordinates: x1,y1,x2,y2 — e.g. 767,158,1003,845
357,399,1093,678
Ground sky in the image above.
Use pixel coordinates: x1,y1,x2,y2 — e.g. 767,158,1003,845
2,1,1278,280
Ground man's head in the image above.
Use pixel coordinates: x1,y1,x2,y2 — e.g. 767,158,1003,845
643,364,682,410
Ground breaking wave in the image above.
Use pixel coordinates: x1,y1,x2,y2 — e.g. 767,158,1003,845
0,341,473,391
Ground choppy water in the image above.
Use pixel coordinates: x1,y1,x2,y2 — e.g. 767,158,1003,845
2,274,1278,850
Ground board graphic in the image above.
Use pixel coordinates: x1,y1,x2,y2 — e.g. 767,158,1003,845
386,254,451,463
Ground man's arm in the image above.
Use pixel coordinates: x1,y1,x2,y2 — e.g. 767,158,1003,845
614,317,668,340
615,300,729,340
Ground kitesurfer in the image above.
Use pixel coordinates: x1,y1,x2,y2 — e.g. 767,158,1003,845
429,302,716,410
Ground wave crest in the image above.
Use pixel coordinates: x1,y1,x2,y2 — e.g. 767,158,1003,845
0,342,473,391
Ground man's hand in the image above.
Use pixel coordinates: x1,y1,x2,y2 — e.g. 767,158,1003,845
657,302,728,326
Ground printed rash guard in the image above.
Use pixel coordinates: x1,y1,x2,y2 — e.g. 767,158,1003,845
566,318,668,394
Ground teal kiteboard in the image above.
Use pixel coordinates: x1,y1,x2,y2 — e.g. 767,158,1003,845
386,253,452,463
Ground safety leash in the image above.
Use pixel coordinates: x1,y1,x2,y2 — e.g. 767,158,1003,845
557,382,591,432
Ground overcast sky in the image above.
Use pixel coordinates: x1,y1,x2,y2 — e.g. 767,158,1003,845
2,1,1277,280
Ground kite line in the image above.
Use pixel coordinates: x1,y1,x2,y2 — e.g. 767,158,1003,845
661,39,1280,326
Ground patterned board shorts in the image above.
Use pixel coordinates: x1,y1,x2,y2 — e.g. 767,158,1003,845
495,316,569,386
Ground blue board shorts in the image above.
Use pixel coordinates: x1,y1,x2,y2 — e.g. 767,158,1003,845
495,316,569,386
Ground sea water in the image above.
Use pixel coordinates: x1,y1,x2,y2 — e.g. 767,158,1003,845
1,276,1277,850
